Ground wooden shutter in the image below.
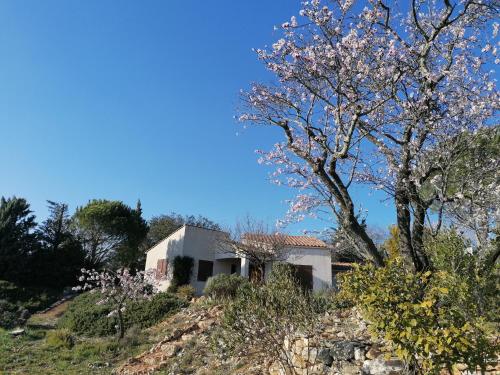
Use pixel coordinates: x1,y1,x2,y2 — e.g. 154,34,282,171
156,259,167,279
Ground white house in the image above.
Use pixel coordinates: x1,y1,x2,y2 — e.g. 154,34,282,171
144,224,333,295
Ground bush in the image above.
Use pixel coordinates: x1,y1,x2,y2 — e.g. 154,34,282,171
216,263,318,373
0,280,59,313
176,284,195,300
59,291,186,337
119,325,144,347
338,257,497,374
172,256,194,287
0,299,23,329
203,274,249,300
311,288,337,313
46,329,75,349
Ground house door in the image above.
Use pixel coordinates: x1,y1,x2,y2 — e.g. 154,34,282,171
248,263,264,283
294,265,313,291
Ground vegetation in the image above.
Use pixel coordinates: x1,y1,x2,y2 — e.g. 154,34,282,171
338,231,499,374
171,255,194,289
176,284,196,300
58,291,186,337
45,328,75,349
0,325,152,374
204,274,249,300
217,263,318,374
73,199,148,269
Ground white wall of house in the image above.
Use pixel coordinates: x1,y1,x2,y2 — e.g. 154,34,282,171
145,226,186,291
264,246,332,291
182,225,222,295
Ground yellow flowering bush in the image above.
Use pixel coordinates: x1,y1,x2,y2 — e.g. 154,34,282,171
338,257,497,374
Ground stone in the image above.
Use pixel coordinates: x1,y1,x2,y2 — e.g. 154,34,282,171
9,328,24,336
365,345,382,360
341,362,362,374
354,347,365,361
330,341,356,361
159,343,180,358
317,348,333,366
198,318,215,330
362,357,404,374
308,363,329,374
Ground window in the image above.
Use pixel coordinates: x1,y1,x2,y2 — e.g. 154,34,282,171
230,264,237,274
197,260,213,282
156,259,167,279
293,264,313,291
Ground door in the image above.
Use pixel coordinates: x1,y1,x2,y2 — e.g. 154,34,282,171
294,265,313,291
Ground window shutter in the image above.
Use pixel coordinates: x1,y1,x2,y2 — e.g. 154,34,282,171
156,259,167,279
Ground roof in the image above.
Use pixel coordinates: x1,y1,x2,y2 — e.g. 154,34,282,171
242,233,330,249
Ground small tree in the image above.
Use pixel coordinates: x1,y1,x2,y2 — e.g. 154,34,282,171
74,268,156,339
216,263,318,374
217,216,289,282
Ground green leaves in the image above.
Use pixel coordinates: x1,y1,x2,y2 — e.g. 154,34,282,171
337,257,497,374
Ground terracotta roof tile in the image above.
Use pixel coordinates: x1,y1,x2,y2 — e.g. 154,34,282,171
242,233,330,249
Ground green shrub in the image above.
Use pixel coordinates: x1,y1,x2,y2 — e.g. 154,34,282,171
0,299,22,329
119,325,144,347
216,263,318,372
46,328,74,349
338,257,497,374
176,284,195,300
59,291,186,337
311,288,337,313
0,280,59,313
172,256,194,287
123,292,187,329
203,274,249,300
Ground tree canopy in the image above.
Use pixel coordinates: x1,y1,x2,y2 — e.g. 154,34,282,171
239,0,499,271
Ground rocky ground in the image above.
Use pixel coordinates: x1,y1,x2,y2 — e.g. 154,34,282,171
115,299,499,375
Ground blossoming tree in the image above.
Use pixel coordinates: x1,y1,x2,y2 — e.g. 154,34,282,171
74,268,157,338
239,0,499,271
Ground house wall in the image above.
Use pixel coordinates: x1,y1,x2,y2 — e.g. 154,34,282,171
264,246,332,291
182,226,224,295
145,226,186,291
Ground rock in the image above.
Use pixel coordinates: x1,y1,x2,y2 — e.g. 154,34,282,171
362,357,405,374
198,318,215,330
365,345,382,360
9,328,25,336
308,363,329,374
159,343,180,358
354,346,365,361
330,341,356,361
317,348,333,366
341,362,363,374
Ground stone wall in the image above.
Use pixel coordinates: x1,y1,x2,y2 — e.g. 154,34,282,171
269,309,499,375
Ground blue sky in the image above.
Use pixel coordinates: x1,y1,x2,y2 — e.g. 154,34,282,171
0,0,394,234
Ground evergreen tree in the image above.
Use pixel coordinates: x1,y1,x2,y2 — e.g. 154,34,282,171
0,197,38,284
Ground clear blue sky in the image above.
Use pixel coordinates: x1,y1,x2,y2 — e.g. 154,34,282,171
0,0,394,234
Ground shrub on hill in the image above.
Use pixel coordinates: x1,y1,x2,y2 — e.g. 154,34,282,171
203,274,249,300
216,264,318,372
0,279,59,313
176,284,195,300
338,255,497,374
59,291,186,337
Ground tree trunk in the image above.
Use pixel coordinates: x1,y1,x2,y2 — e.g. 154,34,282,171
343,213,385,267
117,309,125,339
395,192,425,272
